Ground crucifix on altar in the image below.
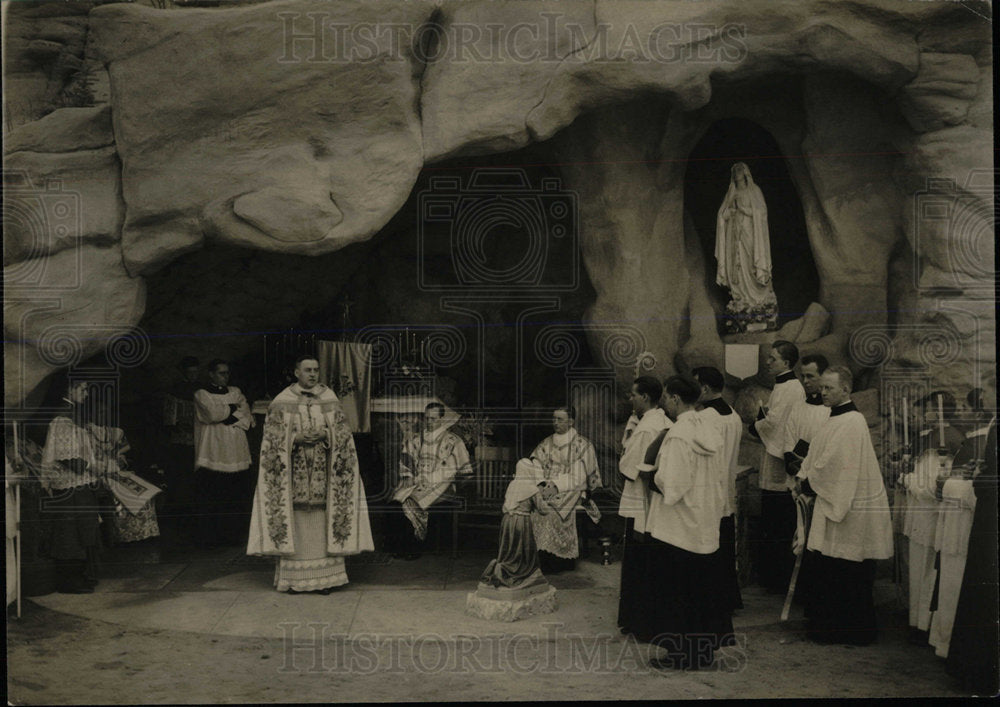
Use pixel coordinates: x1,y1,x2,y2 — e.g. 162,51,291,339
337,292,354,334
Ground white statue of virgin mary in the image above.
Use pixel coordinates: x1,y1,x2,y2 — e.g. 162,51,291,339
714,162,777,311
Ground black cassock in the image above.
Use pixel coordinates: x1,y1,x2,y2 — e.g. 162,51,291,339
618,428,668,639
946,422,998,695
618,517,658,638
646,538,736,669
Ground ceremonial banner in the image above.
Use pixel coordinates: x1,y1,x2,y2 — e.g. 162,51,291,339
725,343,760,381
318,340,372,433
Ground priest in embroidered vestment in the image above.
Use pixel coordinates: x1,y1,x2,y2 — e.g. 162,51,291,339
524,406,601,573
479,406,600,584
41,379,103,594
391,402,472,558
248,355,374,593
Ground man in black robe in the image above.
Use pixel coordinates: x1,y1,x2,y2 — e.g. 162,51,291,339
946,372,998,695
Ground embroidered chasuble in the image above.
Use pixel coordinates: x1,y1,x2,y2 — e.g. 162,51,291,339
526,430,601,559
247,384,373,557
393,426,472,540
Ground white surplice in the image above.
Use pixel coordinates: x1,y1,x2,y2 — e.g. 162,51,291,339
193,386,253,472
618,408,671,532
698,401,743,518
647,410,724,555
755,373,805,492
797,406,893,562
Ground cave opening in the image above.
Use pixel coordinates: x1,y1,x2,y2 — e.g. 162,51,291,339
683,117,818,333
123,140,600,462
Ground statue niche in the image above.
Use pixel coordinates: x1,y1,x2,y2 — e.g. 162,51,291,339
714,162,779,333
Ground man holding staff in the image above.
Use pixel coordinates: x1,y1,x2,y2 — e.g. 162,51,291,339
749,341,805,593
795,366,893,645
778,354,830,615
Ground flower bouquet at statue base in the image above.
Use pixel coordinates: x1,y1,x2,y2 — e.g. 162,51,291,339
724,298,779,334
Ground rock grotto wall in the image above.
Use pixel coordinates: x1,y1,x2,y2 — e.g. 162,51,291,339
3,0,993,434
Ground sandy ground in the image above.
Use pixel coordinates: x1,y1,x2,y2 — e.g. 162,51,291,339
7,599,968,703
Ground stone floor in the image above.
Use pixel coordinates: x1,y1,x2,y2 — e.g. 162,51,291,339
10,540,970,702
28,541,793,640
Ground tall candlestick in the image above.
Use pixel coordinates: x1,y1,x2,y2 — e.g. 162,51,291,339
889,388,896,451
13,421,19,461
937,393,946,448
902,394,909,448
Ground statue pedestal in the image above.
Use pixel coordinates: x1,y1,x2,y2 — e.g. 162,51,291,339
465,572,557,622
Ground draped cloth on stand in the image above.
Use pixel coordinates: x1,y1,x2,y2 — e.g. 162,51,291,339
318,341,372,434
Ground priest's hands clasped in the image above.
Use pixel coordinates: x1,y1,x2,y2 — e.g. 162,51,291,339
295,428,328,445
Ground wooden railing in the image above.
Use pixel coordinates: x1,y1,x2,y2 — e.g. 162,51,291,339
468,446,518,506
